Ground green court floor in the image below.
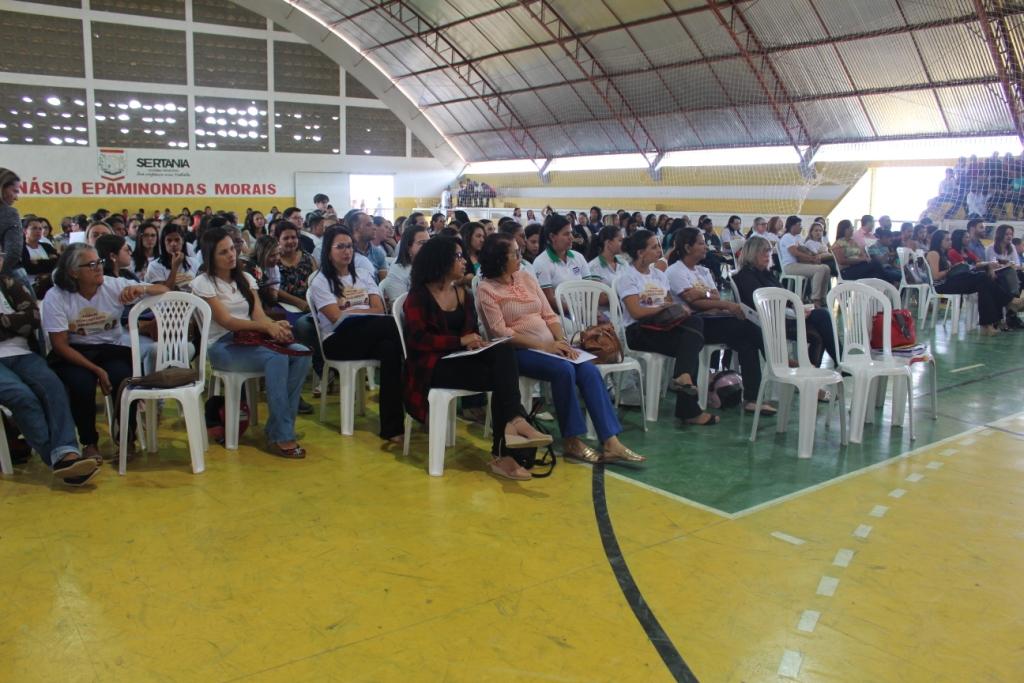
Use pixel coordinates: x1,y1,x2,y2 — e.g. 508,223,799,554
568,320,1023,515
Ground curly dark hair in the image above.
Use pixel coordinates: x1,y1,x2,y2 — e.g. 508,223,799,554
479,233,515,279
410,236,459,291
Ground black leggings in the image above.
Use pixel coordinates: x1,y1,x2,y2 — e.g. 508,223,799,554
430,343,523,453
841,260,901,285
936,272,1012,326
702,316,762,402
52,343,135,446
323,316,404,439
626,318,704,419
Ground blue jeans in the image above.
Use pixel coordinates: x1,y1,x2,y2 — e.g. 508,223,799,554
208,336,312,443
516,349,621,442
0,353,79,467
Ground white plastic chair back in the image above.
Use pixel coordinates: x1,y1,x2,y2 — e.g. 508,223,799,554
753,287,809,374
392,293,409,356
305,285,329,358
857,278,902,310
555,280,608,332
826,282,893,365
127,292,211,381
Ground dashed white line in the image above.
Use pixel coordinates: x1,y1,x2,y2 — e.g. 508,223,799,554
771,531,806,545
889,488,907,498
959,437,977,446
797,610,821,633
906,472,925,482
869,505,889,518
853,524,873,539
816,576,840,596
778,649,803,678
950,363,984,373
833,548,855,567
926,461,944,470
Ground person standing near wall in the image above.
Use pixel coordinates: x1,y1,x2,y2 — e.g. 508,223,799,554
0,169,27,285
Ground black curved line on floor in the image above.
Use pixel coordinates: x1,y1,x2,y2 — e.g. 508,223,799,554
591,463,700,683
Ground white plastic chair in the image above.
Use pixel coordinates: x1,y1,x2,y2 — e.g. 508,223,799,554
857,278,938,428
305,288,380,435
393,293,489,477
119,293,211,474
921,256,977,330
554,280,647,431
895,247,930,318
826,282,914,444
611,279,674,422
750,287,847,459
0,405,13,475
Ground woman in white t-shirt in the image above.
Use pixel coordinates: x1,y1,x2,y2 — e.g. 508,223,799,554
618,230,715,426
379,222,429,308
43,243,166,461
0,252,99,485
145,222,197,292
308,226,405,443
665,228,772,415
191,227,312,459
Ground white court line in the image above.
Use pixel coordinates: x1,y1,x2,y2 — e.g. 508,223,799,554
950,363,984,373
959,437,977,446
926,461,944,470
778,649,803,678
853,524,873,539
817,576,840,596
869,505,888,517
603,469,735,519
797,610,821,633
906,472,925,482
889,488,907,498
771,531,806,545
833,548,855,567
940,448,958,456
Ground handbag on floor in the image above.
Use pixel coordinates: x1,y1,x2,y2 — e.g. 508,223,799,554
496,408,555,478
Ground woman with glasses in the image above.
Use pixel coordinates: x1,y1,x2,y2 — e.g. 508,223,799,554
308,226,405,443
42,243,167,461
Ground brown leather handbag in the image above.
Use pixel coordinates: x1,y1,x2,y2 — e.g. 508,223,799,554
571,323,623,364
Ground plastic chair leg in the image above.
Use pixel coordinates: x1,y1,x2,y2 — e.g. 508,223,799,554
749,379,769,442
796,388,820,459
697,347,712,410
0,419,11,475
245,378,260,426
402,415,412,457
318,368,329,422
145,399,158,453
339,366,356,436
427,394,450,476
181,397,207,474
223,376,242,450
446,399,457,447
635,369,648,432
118,395,133,475
929,361,938,418
836,381,848,445
776,384,795,433
848,377,871,444
644,360,663,422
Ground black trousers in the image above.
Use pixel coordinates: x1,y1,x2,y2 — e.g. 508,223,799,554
936,272,1012,326
626,318,704,419
701,316,762,402
787,309,839,368
323,317,404,438
52,343,135,446
430,343,523,452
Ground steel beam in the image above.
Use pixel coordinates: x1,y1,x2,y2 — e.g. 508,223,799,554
516,0,660,156
347,0,548,160
973,0,1024,144
703,0,812,159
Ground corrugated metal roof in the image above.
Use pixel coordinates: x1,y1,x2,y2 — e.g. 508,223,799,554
298,0,1024,160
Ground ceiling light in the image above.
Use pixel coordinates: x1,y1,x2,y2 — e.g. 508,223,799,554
207,142,216,148
312,135,321,142
274,124,281,128
63,136,74,143
76,139,86,145
167,141,176,147
196,129,206,136
21,96,31,103
366,128,371,132
143,104,152,110
227,107,237,115
22,122,33,129
94,102,102,107
205,116,216,125
61,112,71,118
165,103,176,111
46,96,61,106
96,115,106,121
258,110,266,116
0,137,8,143
73,99,84,106
364,149,371,154
217,118,226,126
292,134,301,140
0,123,5,128
197,143,206,148
247,106,257,115
154,130,165,136
166,117,175,124
117,103,128,110
194,105,204,113
117,114,129,121
155,104,165,112
331,148,339,154
120,128,129,134
49,136,62,144
247,131,256,139
75,126,85,132
216,129,227,137
24,137,32,142
227,130,238,138
143,117,153,123
129,100,141,109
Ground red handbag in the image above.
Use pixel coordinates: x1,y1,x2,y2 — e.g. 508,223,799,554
871,309,916,349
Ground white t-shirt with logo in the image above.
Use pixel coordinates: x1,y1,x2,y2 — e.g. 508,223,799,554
533,248,593,290
665,261,716,296
587,254,627,287
145,257,197,291
308,270,381,337
778,233,803,268
42,276,131,346
0,292,31,358
191,272,258,344
616,264,671,327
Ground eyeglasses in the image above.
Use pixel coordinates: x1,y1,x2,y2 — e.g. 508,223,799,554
454,252,465,260
77,260,103,270
333,243,354,251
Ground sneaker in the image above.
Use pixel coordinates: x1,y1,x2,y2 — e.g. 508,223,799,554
298,399,314,415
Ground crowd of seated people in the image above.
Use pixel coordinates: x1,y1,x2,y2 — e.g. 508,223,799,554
928,153,1024,221
8,163,1024,489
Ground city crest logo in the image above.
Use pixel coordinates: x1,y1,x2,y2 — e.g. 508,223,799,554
97,148,126,181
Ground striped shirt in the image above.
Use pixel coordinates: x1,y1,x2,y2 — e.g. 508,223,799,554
477,270,558,347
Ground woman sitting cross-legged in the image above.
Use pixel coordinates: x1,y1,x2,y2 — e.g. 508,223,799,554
42,243,167,462
831,219,900,284
732,236,839,374
308,226,405,444
665,227,773,415
0,252,99,486
191,227,312,458
618,230,715,426
402,237,553,480
476,232,646,463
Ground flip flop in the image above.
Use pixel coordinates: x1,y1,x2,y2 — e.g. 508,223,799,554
685,414,720,426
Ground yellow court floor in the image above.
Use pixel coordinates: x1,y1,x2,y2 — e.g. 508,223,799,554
1,403,1023,682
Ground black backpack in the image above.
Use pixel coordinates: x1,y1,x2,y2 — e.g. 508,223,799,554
494,408,556,478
